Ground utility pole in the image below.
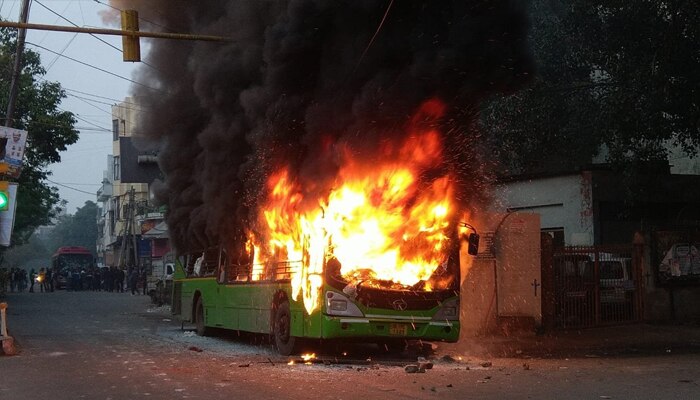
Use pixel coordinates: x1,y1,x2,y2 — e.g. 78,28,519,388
117,187,139,270
4,0,31,128
130,187,139,270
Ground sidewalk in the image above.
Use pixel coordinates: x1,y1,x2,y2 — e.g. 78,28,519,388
439,323,700,359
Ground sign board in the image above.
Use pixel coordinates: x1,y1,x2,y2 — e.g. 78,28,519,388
0,127,27,178
0,183,19,246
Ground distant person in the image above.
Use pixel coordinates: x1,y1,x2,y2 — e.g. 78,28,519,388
29,269,36,293
105,267,114,292
140,268,148,295
46,268,54,292
128,267,139,295
38,268,46,293
118,268,126,292
93,268,102,291
19,268,27,292
9,267,16,292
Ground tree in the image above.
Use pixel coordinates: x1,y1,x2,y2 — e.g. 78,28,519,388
0,26,79,244
482,0,700,174
45,201,98,255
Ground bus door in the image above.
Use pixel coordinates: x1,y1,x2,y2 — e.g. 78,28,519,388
215,248,240,330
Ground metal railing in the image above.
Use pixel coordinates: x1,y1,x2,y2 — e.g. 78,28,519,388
553,245,642,328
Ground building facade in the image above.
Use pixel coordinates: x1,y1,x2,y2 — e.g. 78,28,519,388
96,97,168,272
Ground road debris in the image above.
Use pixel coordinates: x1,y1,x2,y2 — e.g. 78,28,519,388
417,357,433,370
187,346,203,352
440,355,458,363
404,364,425,373
480,361,492,368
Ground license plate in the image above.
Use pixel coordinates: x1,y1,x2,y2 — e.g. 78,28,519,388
389,323,408,336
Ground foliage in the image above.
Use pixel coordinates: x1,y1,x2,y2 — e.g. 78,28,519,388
0,26,79,244
2,201,97,268
44,201,98,255
482,0,700,174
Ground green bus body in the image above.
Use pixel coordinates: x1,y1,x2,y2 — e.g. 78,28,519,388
172,249,461,350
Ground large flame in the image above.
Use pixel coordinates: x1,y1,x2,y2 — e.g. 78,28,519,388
250,99,457,313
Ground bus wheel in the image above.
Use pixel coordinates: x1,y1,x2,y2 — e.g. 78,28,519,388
195,297,211,336
273,300,297,356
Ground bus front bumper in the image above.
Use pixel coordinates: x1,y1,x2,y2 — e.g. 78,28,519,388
320,315,459,342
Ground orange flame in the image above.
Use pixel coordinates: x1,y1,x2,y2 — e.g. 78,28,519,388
250,99,457,313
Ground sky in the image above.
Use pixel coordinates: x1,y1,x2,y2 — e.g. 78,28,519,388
1,0,138,213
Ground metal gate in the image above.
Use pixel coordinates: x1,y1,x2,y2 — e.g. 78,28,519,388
552,245,642,328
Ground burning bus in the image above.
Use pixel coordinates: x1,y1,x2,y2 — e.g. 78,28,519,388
121,0,531,357
172,121,479,355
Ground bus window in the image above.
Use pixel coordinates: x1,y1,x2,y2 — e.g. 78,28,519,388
199,248,219,277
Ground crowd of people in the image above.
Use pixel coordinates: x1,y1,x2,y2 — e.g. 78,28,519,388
0,266,150,296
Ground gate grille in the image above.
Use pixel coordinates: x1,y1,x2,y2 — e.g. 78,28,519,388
553,246,641,328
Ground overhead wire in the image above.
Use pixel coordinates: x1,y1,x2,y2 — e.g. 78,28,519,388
354,0,394,73
57,105,112,132
46,178,98,195
92,0,178,33
36,77,148,108
26,41,162,92
35,0,122,53
44,32,79,72
35,0,75,46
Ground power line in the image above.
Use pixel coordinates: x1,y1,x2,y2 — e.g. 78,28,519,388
67,92,147,114
46,178,97,195
57,106,112,132
50,181,102,187
26,41,162,92
44,32,78,72
35,0,122,53
37,77,148,109
92,0,178,33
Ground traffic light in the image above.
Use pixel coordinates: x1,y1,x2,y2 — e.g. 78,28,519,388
0,181,9,211
121,9,141,62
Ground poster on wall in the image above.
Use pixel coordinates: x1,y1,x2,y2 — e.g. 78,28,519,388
655,229,700,285
0,126,28,178
659,243,700,279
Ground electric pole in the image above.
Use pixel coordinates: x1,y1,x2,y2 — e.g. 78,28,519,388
4,0,31,128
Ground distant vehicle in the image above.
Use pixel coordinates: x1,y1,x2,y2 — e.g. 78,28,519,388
591,256,634,304
51,246,94,289
148,260,175,306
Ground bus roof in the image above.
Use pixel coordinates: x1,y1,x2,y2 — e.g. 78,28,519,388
52,246,92,257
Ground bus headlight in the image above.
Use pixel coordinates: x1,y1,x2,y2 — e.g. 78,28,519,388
431,298,459,321
325,291,364,317
329,300,348,311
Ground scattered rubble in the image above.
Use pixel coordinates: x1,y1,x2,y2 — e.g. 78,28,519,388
440,355,458,363
417,357,433,370
404,364,425,373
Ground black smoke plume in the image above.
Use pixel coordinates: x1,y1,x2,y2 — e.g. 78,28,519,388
108,0,533,252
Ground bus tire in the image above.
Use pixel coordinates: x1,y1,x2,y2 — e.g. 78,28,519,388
273,300,297,356
195,297,211,337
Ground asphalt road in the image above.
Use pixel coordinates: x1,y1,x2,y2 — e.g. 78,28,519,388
2,290,700,399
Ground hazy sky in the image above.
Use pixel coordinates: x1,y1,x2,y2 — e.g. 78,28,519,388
1,0,138,213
